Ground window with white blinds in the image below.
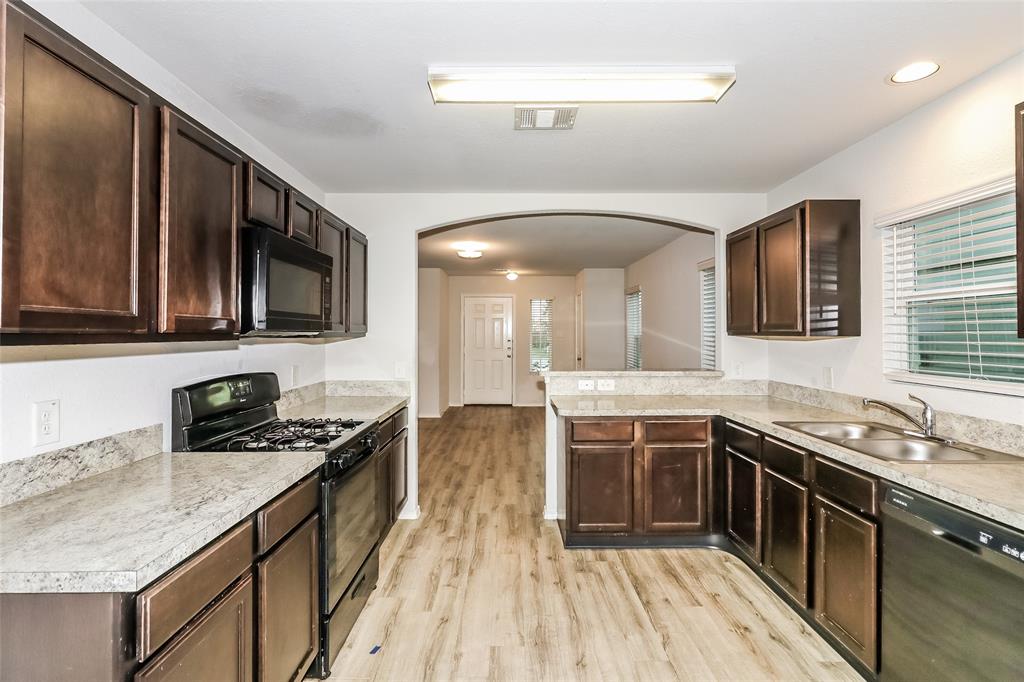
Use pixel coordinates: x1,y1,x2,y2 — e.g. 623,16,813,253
882,189,1023,393
699,262,717,370
626,288,642,370
529,299,553,374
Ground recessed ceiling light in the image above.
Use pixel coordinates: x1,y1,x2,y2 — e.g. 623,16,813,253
505,271,519,281
889,61,939,84
427,66,736,104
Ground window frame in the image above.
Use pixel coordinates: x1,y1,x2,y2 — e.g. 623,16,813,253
528,298,554,374
698,258,717,370
625,286,642,370
878,176,1024,397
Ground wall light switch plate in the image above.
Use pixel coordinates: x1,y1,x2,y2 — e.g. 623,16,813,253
822,366,835,389
32,399,60,447
597,379,616,391
577,379,595,392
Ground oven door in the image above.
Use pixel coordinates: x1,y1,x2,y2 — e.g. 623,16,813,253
323,454,378,614
242,227,332,335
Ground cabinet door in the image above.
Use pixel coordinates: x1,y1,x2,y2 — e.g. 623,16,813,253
762,469,810,606
642,445,706,534
725,228,758,334
1016,101,1023,338
159,107,242,334
726,448,761,562
758,208,804,334
257,515,318,682
814,495,878,671
2,8,153,334
317,211,347,333
135,575,253,682
287,190,317,245
346,227,368,335
376,441,392,541
244,161,287,232
391,430,408,522
570,445,634,534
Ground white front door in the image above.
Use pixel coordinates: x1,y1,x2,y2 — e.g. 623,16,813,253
463,296,513,404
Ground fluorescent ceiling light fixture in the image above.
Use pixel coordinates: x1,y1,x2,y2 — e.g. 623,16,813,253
457,250,483,259
889,61,939,84
505,271,519,281
454,241,486,259
428,66,736,103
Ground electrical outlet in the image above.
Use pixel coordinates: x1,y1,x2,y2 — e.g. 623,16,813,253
32,399,60,446
597,379,616,391
733,362,744,378
577,379,595,391
822,366,835,389
290,364,300,387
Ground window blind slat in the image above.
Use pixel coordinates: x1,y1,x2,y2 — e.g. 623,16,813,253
626,289,642,370
882,190,1021,388
529,299,553,374
700,265,716,370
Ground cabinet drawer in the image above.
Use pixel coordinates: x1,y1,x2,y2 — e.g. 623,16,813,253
135,574,253,682
762,436,809,482
377,416,395,444
725,421,760,460
814,457,878,516
256,474,319,555
571,420,634,443
136,520,253,661
643,418,708,443
391,407,409,433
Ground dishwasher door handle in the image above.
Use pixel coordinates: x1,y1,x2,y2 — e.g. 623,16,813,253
931,528,983,555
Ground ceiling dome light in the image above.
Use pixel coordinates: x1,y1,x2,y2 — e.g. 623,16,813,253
890,61,939,84
505,271,519,281
453,241,486,259
457,250,483,259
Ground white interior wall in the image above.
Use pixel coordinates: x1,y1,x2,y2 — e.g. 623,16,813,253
417,269,447,418
625,231,716,369
0,1,333,464
750,52,1024,425
578,269,626,370
447,275,576,407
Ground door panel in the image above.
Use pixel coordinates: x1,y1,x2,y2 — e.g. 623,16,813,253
346,227,368,334
570,445,633,533
287,190,317,245
758,209,804,334
762,469,810,606
2,8,152,334
159,107,241,334
317,211,347,333
726,448,761,563
643,445,707,534
244,162,287,233
726,228,757,335
463,296,513,404
814,495,878,671
391,430,408,521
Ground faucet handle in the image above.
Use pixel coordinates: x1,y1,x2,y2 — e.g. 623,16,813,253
907,394,936,434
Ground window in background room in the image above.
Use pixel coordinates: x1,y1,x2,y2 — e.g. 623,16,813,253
882,186,1023,394
529,298,554,373
699,260,717,370
626,287,643,370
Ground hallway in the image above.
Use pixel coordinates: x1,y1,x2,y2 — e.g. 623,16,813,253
329,406,858,681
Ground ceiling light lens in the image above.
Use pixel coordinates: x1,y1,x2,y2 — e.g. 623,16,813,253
505,271,519,281
890,61,939,84
457,250,483,259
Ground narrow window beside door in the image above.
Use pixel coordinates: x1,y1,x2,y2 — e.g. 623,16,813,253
699,261,717,370
530,298,553,373
882,188,1024,394
626,287,643,370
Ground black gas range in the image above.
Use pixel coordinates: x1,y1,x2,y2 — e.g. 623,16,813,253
171,372,381,679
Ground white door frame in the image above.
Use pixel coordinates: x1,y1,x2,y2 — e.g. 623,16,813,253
459,293,516,406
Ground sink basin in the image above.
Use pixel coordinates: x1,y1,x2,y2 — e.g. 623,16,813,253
774,421,1019,463
780,421,902,440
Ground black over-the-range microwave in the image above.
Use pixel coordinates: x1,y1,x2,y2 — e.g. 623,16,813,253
241,227,332,336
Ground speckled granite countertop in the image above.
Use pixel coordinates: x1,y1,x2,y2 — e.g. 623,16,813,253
0,394,409,594
551,395,1024,532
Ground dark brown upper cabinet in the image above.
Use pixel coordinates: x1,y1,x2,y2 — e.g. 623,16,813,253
727,200,860,339
159,107,242,334
1015,101,1023,338
317,210,348,334
725,227,758,335
347,226,369,335
1,6,153,336
287,190,318,245
244,161,288,233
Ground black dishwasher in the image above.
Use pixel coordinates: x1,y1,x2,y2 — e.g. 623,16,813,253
881,485,1024,681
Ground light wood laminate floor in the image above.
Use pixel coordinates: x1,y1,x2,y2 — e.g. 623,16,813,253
329,406,859,681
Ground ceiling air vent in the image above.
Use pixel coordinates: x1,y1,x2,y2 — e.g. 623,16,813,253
514,104,578,130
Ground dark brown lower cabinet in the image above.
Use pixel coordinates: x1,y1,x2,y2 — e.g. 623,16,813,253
643,444,707,534
377,438,393,541
391,429,408,521
726,447,761,563
814,495,878,671
257,514,319,682
135,574,254,682
761,468,810,606
570,444,634,534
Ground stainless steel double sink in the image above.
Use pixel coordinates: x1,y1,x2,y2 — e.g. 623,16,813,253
773,421,1018,463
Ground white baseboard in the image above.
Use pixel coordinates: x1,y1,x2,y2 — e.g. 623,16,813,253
542,506,564,520
513,401,546,407
398,504,421,520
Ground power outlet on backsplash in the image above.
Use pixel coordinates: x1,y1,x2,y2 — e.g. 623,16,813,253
32,399,60,447
821,366,834,389
578,379,595,392
597,379,616,391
